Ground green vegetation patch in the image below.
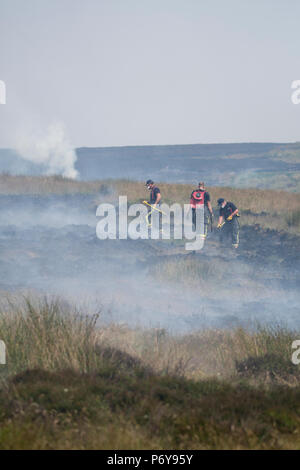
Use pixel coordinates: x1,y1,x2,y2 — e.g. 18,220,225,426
1,367,300,449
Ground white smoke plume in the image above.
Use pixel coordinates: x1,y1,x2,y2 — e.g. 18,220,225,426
15,122,78,179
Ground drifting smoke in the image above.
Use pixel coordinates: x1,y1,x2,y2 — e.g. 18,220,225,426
15,122,78,179
0,191,299,333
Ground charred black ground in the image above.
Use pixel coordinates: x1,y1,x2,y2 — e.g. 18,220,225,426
0,192,299,332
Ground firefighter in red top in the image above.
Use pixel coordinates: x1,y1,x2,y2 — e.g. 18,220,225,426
190,182,213,240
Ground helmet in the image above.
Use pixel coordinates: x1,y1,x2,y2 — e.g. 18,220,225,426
217,198,225,206
146,179,153,186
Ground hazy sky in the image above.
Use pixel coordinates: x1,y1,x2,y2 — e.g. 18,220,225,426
0,0,300,147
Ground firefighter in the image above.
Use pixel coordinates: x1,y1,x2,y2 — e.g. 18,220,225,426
145,180,161,226
217,198,240,248
190,182,213,240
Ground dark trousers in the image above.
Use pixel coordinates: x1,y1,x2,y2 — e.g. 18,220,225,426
220,217,240,246
192,206,210,240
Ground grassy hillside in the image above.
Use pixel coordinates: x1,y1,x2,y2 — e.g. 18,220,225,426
0,175,299,234
115,180,300,233
77,142,300,191
1,141,300,190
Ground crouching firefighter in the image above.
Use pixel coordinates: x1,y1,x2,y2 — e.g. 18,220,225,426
145,179,161,227
217,198,240,248
190,182,213,241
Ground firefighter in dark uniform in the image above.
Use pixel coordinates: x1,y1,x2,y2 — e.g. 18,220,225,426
145,179,161,226
190,182,213,241
217,198,240,248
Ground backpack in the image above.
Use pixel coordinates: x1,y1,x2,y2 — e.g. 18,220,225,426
190,190,206,208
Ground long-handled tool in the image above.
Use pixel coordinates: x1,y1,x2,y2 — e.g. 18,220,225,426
143,201,165,228
210,213,213,232
142,201,166,215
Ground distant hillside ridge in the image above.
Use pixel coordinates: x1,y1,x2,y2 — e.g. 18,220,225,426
1,142,300,191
